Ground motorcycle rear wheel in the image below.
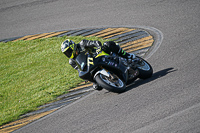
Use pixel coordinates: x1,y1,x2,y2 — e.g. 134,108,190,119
136,56,153,79
95,73,126,93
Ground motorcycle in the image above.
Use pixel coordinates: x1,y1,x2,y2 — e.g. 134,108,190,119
75,51,153,93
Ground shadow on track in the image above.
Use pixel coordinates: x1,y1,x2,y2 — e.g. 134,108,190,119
124,67,177,92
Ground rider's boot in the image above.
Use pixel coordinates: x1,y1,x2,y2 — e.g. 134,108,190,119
118,48,136,60
118,48,142,66
93,83,103,91
127,53,136,60
127,53,143,64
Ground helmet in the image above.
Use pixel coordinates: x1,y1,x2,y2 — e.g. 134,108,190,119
61,39,77,58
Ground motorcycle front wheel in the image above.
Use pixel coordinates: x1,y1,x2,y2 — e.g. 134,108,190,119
95,73,126,93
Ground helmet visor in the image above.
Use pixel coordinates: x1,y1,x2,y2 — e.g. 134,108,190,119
64,47,73,58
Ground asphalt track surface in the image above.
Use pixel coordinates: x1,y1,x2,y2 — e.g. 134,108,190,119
1,0,200,133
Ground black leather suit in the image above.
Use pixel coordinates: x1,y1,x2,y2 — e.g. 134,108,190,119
69,39,128,70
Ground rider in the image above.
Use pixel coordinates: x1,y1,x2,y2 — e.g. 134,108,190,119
61,39,137,90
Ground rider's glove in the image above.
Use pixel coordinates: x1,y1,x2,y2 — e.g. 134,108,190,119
96,46,102,53
96,45,109,54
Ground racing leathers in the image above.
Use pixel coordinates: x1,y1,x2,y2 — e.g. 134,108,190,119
69,39,135,70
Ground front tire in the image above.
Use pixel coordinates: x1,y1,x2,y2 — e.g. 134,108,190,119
95,73,126,93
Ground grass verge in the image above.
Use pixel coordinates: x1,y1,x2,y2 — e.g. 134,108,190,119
0,36,112,126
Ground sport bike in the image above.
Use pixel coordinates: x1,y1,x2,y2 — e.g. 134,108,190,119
75,51,153,93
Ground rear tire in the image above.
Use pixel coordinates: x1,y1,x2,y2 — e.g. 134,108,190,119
95,73,126,93
136,56,153,79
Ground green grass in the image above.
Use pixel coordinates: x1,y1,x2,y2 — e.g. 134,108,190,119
0,36,112,126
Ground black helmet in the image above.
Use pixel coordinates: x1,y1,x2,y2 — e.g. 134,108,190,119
61,39,77,58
